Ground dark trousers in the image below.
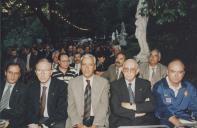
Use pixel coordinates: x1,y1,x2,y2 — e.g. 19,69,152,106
83,116,94,127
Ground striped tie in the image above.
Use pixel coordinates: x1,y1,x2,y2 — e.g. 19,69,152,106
84,80,91,119
128,83,135,103
0,85,12,112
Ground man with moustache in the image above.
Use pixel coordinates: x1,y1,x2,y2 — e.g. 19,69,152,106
153,59,197,127
102,52,126,83
26,59,67,128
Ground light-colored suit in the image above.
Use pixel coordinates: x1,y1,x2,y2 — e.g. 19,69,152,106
139,62,167,86
101,64,123,83
66,75,110,128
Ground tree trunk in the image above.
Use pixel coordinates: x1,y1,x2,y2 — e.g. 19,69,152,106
134,0,150,63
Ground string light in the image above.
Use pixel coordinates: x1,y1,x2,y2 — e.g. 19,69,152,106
50,9,89,31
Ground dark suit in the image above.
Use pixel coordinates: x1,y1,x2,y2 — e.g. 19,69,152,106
0,81,27,128
26,78,67,128
109,78,156,128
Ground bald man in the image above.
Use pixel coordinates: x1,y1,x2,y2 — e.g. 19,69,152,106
109,59,156,128
153,59,197,127
26,59,67,128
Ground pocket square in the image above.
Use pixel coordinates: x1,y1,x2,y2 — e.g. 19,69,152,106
145,98,150,101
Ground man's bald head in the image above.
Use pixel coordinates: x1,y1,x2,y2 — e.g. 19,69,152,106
167,59,185,87
168,59,185,70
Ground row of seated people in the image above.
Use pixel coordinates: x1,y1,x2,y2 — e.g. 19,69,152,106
0,52,197,128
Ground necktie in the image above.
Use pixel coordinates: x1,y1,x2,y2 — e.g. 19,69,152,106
116,68,119,80
84,80,91,119
128,83,135,103
0,85,12,112
40,86,47,116
151,68,156,85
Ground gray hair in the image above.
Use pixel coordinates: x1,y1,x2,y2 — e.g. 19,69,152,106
123,59,139,69
150,49,161,59
81,54,96,64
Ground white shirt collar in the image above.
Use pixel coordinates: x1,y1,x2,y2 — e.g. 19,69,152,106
40,78,51,88
83,75,94,88
166,77,181,96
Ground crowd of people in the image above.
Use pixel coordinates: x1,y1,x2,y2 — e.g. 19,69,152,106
0,42,197,128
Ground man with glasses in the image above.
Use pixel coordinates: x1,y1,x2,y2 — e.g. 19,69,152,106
26,59,67,128
109,59,156,128
52,53,78,84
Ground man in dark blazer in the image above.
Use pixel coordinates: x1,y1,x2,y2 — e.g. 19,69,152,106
0,63,27,128
109,59,156,128
26,59,67,128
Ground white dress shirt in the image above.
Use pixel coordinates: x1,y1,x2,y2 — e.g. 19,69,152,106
166,77,181,97
125,78,136,95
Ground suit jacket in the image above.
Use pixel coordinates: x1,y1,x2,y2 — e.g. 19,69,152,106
139,63,167,85
109,78,156,128
26,78,68,127
101,64,123,83
0,81,27,128
66,75,110,128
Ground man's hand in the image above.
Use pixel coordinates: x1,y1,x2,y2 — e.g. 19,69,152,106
75,123,87,128
28,124,42,128
121,102,136,111
89,125,97,128
169,116,184,127
135,113,146,117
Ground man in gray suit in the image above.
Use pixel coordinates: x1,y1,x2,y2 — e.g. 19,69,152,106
67,54,110,128
102,52,126,83
139,49,167,87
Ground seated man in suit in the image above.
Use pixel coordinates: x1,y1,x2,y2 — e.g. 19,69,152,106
139,49,167,87
109,59,156,128
26,59,67,128
153,59,197,127
66,54,110,128
0,62,27,128
102,52,126,83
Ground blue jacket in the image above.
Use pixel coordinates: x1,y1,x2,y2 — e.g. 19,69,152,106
153,78,197,125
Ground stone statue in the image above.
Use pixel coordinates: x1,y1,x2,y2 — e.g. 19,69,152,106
135,0,150,62
119,22,127,46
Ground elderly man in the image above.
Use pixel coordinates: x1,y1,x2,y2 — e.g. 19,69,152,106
139,49,167,87
26,59,67,128
153,59,197,127
109,59,156,128
66,54,110,128
102,52,126,83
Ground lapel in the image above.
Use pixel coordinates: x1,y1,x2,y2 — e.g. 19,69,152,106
144,64,150,79
47,79,55,114
91,75,103,113
9,83,19,106
0,81,6,99
120,79,130,102
75,76,84,115
134,78,144,102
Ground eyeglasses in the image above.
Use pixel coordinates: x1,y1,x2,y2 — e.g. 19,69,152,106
123,68,137,73
36,69,51,74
